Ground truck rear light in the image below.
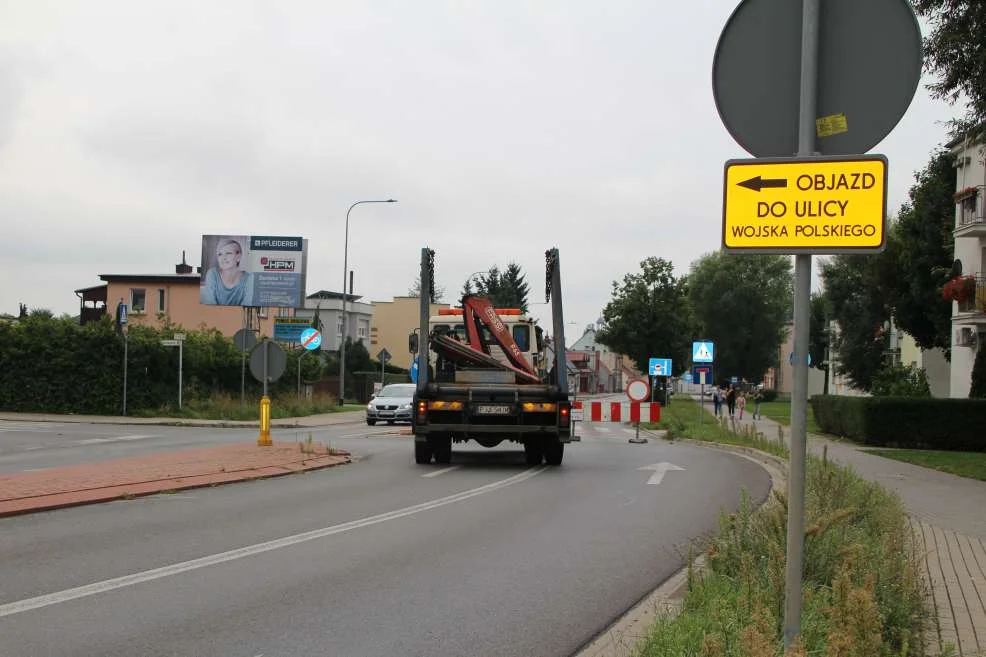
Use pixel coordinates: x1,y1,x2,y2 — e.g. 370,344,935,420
521,402,557,412
427,401,463,410
417,401,428,421
559,403,571,428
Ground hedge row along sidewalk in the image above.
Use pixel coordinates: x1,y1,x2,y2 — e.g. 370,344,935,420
627,397,980,657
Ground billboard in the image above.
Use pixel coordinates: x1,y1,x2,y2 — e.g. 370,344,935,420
200,235,308,307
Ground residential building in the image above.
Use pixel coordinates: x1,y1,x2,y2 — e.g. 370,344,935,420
567,323,638,393
82,258,279,337
369,296,451,370
947,131,986,397
294,291,373,354
898,332,950,398
75,255,374,353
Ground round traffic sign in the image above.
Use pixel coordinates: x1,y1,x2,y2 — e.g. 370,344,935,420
626,379,649,403
249,340,287,382
300,328,322,351
712,0,921,157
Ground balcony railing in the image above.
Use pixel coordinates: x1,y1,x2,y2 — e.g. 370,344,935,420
956,273,986,313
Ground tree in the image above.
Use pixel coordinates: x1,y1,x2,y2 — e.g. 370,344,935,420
881,150,956,353
809,292,831,394
500,263,530,312
913,0,986,139
594,257,695,375
970,343,986,398
408,275,445,302
687,252,792,383
465,263,530,310
821,255,890,390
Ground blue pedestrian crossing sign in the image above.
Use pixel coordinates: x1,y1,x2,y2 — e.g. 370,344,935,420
693,341,715,363
648,357,672,376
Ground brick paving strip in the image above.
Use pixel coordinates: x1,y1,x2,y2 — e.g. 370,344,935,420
0,442,351,518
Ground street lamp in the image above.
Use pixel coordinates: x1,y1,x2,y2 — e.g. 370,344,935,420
339,199,397,405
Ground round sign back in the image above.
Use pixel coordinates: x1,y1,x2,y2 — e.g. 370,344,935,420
713,0,921,157
626,379,650,403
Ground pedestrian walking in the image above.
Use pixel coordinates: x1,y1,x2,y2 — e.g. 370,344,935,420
752,387,764,420
726,385,736,417
736,391,746,420
712,386,722,416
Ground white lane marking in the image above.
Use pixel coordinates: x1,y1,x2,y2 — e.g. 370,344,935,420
421,466,461,478
0,466,545,618
595,426,612,433
75,435,155,445
21,468,48,472
638,462,686,486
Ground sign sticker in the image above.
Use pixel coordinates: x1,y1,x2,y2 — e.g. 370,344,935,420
722,154,887,253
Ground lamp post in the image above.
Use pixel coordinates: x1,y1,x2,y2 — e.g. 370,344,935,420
339,199,397,405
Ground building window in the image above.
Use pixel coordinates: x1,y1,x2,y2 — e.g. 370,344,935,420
157,289,165,313
131,288,146,313
258,307,268,318
357,323,368,339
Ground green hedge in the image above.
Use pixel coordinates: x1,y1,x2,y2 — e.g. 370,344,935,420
0,316,327,415
811,394,986,451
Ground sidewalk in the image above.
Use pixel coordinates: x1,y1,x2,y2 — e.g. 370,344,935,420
716,403,986,656
0,411,360,518
0,409,365,429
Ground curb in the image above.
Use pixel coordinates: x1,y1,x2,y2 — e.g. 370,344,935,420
0,453,353,518
575,437,788,657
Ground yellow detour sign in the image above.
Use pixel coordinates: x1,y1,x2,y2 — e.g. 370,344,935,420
722,155,887,253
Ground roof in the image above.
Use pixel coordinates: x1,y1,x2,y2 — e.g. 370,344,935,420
73,283,108,294
99,274,200,284
945,121,986,149
307,290,363,302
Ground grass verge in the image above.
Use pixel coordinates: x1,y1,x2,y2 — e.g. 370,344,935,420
862,448,986,482
637,397,928,656
133,392,356,420
756,400,822,434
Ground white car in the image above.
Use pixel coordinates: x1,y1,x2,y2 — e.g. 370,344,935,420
366,384,416,425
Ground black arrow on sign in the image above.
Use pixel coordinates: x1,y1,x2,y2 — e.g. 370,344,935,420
737,176,788,192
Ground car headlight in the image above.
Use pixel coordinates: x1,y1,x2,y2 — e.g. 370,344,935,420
399,403,412,410
366,404,373,411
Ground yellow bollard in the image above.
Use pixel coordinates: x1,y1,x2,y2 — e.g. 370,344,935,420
257,395,272,446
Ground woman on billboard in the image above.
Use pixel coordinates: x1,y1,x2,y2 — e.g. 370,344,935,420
200,237,255,306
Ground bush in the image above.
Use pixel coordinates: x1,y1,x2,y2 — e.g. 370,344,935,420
870,363,931,398
761,388,779,402
811,395,986,451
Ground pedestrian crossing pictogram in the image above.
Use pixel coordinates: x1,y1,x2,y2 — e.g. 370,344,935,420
693,341,714,363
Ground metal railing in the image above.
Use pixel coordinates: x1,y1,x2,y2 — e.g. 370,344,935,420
956,273,986,313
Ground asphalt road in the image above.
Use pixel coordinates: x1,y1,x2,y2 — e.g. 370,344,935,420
0,420,770,657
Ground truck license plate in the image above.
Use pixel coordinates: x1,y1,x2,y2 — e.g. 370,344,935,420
476,404,512,415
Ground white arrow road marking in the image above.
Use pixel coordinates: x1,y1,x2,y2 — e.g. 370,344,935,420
75,434,155,445
638,462,685,486
0,466,544,618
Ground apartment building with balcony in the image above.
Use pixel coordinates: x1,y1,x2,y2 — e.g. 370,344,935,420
948,131,986,397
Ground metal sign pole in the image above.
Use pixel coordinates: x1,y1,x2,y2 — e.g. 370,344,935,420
298,349,302,401
122,330,128,416
178,337,183,410
783,0,818,648
240,308,247,404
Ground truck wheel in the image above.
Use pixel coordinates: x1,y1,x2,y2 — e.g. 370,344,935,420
524,441,544,466
414,441,433,464
544,439,564,466
430,435,452,464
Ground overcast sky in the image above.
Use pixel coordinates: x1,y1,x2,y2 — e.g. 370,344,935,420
0,1,964,332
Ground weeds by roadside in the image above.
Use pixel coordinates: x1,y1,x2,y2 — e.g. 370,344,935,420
635,398,928,657
132,392,345,421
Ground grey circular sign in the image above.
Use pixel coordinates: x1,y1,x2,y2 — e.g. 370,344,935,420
249,340,287,382
234,328,258,352
713,0,921,157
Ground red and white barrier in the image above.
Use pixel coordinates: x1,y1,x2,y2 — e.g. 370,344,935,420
572,401,661,423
